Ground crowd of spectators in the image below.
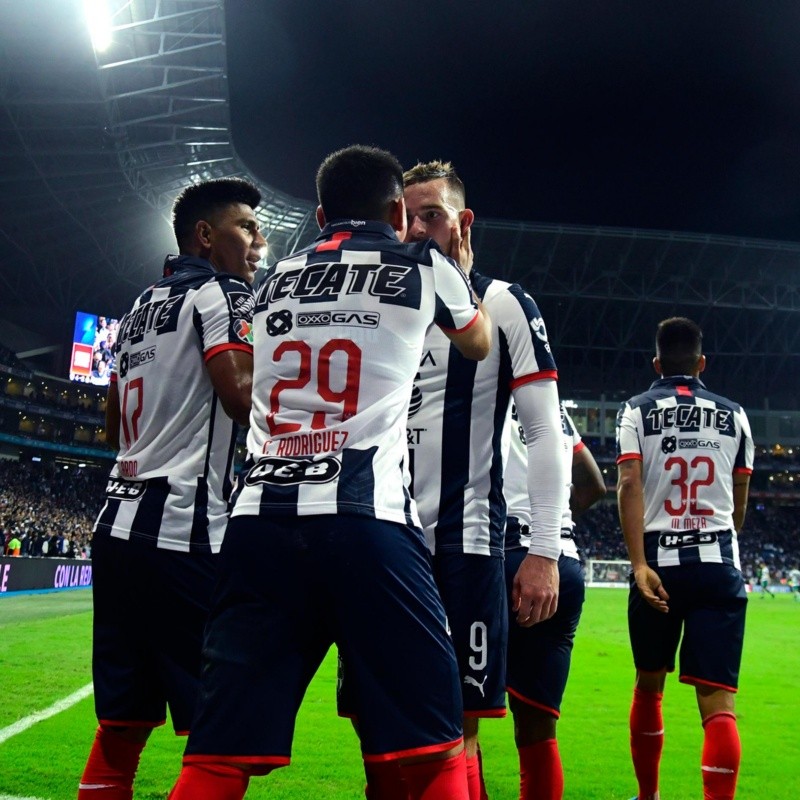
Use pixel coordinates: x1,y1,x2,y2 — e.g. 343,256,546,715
2,458,798,585
0,460,107,559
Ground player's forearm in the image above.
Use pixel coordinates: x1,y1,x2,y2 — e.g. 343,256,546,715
617,480,647,568
732,474,750,532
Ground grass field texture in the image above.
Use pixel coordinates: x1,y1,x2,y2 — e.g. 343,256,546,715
0,587,796,799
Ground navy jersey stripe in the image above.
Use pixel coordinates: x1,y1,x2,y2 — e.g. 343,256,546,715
129,476,171,548
338,447,378,515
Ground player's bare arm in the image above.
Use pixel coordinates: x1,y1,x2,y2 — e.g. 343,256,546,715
732,472,751,533
442,303,492,361
617,459,669,613
105,381,121,451
569,445,606,517
206,349,253,426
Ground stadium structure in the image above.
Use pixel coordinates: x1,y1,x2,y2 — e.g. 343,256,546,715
1,0,799,484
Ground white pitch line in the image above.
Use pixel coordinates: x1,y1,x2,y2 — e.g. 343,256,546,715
0,682,93,745
0,795,49,800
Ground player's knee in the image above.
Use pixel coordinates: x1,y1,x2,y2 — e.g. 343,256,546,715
509,698,557,745
696,686,735,721
635,669,667,694
99,723,154,745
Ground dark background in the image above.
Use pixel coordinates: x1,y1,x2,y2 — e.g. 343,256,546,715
227,0,800,239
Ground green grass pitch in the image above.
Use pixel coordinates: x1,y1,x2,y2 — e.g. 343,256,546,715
0,587,796,798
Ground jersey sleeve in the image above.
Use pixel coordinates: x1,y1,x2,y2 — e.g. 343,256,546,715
494,284,557,388
195,276,255,362
734,406,755,474
430,251,480,332
615,401,642,463
562,408,584,452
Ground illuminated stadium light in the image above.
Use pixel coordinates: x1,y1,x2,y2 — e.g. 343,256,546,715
84,0,113,52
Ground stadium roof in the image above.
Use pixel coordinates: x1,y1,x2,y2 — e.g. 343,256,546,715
1,0,799,407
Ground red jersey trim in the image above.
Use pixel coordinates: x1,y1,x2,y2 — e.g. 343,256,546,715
676,385,693,396
183,754,291,767
463,707,507,719
679,674,738,694
204,342,253,363
510,370,558,390
109,373,118,384
573,441,586,454
363,736,464,763
733,467,753,475
98,718,166,729
617,453,643,464
437,309,480,335
316,231,353,252
506,687,560,719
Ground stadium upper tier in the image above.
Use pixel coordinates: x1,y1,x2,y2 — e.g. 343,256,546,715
1,0,799,408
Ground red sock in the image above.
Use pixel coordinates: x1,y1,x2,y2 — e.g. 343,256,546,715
701,712,740,800
476,747,490,800
401,750,469,800
168,763,250,800
630,687,664,800
365,760,410,799
518,739,564,800
466,754,484,800
78,726,146,800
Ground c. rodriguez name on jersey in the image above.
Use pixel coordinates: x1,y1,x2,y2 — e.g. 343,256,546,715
260,429,350,457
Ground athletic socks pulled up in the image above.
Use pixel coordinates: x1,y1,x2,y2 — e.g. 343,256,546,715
77,726,146,800
629,687,664,800
701,711,740,800
518,739,564,800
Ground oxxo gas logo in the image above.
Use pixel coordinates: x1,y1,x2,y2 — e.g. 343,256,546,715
297,310,380,329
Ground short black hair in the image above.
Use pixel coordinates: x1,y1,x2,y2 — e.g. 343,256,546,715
656,317,703,376
172,178,261,249
316,145,403,222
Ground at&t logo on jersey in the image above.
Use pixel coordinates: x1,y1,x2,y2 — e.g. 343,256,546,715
297,310,381,329
244,456,341,486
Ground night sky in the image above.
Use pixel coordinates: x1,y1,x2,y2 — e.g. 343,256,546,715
226,1,800,241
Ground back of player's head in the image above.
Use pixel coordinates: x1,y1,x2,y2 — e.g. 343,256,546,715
172,178,261,250
403,160,466,209
316,145,404,223
656,317,703,376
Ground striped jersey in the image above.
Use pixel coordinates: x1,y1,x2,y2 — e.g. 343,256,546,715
94,255,254,553
231,220,480,526
504,402,583,560
616,376,754,569
408,272,557,557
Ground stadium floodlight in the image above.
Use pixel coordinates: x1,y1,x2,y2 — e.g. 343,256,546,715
84,0,113,53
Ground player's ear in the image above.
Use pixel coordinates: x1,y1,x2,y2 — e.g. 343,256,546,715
315,205,327,230
389,196,407,238
459,208,475,235
652,356,662,376
196,219,213,248
697,354,706,374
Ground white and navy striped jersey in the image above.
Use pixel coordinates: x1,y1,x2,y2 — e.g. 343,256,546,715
504,402,582,560
232,220,480,526
616,376,754,569
408,272,557,557
94,255,254,553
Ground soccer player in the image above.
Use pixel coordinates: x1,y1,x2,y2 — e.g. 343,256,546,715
758,562,775,598
78,178,265,800
168,145,492,800
616,317,753,800
401,160,565,799
503,401,606,799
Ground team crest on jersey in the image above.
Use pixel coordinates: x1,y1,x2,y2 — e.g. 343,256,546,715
530,316,549,343
244,456,341,486
661,436,677,453
234,319,253,344
266,309,293,336
225,290,255,319
658,531,719,548
105,478,146,500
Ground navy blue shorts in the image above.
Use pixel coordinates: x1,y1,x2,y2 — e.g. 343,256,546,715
91,530,218,733
184,514,463,768
431,552,508,716
504,551,585,717
628,562,747,691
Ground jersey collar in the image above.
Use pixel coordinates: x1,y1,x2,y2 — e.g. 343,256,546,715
650,375,707,391
162,253,215,277
316,219,399,242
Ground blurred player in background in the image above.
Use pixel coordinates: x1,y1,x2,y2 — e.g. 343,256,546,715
78,178,264,800
616,317,753,800
758,562,775,598
502,401,605,799
169,145,492,800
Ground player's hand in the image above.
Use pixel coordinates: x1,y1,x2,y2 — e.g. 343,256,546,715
447,221,473,272
512,554,559,627
634,565,669,613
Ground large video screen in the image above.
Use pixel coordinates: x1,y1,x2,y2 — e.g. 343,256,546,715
69,311,120,386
